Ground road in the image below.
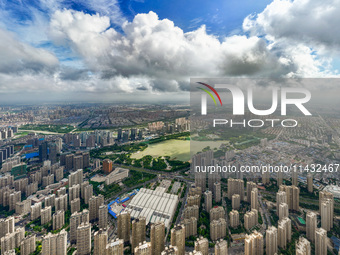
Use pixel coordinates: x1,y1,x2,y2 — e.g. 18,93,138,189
258,192,272,228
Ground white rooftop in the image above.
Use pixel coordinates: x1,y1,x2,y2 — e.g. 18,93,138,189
126,188,178,228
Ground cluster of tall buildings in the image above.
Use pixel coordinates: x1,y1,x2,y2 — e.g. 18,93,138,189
279,185,300,211
0,145,14,166
0,127,17,141
60,152,90,171
38,141,59,163
117,128,143,142
64,130,114,148
245,231,264,255
244,209,258,230
0,225,25,255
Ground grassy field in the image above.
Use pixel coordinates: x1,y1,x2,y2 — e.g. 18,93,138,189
20,124,74,133
131,140,229,161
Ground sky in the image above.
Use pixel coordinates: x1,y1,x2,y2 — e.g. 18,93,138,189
1,0,340,103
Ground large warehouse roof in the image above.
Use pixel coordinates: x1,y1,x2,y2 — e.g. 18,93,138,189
126,188,178,228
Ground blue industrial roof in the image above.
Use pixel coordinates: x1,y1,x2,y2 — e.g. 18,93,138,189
25,152,39,159
331,236,340,252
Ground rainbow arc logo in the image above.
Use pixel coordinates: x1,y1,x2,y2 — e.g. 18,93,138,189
196,82,222,106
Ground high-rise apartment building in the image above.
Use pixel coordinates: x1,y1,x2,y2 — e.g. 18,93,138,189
194,171,206,192
247,182,257,203
53,210,65,230
262,169,270,185
319,191,334,229
187,195,200,207
15,199,30,215
315,228,327,255
278,203,289,220
296,236,311,255
45,194,55,208
94,229,107,255
41,206,52,225
55,194,68,212
244,231,263,255
70,209,89,243
228,178,244,201
89,195,104,221
57,187,66,196
132,217,146,252
189,186,202,197
320,198,333,231
106,238,124,255
280,185,300,211
118,211,131,242
103,159,113,174
276,191,287,216
73,155,83,171
81,181,93,204
232,194,240,210
251,188,259,210
42,229,67,255
134,241,152,255
0,227,25,254
9,191,20,211
229,210,239,228
183,205,199,220
30,202,42,221
68,169,83,187
171,225,185,255
150,222,165,255
210,218,226,241
210,206,225,221
0,217,14,239
98,204,107,229
244,209,258,230
306,211,317,243
181,217,197,238
204,190,212,212
214,239,228,255
213,182,221,203
20,234,36,255
277,171,283,187
266,226,278,255
71,198,80,214
194,237,208,255
278,217,292,249
292,171,298,186
69,184,80,205
307,174,313,193
77,223,91,255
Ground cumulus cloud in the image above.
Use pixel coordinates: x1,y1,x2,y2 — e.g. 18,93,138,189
0,28,58,74
243,0,340,49
50,9,319,92
1,1,339,101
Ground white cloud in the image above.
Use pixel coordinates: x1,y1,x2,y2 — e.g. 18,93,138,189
242,0,340,77
50,10,314,92
1,1,340,101
244,0,340,48
0,28,58,74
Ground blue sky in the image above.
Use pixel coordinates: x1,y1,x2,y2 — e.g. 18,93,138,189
2,0,272,42
0,0,340,102
120,0,272,35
